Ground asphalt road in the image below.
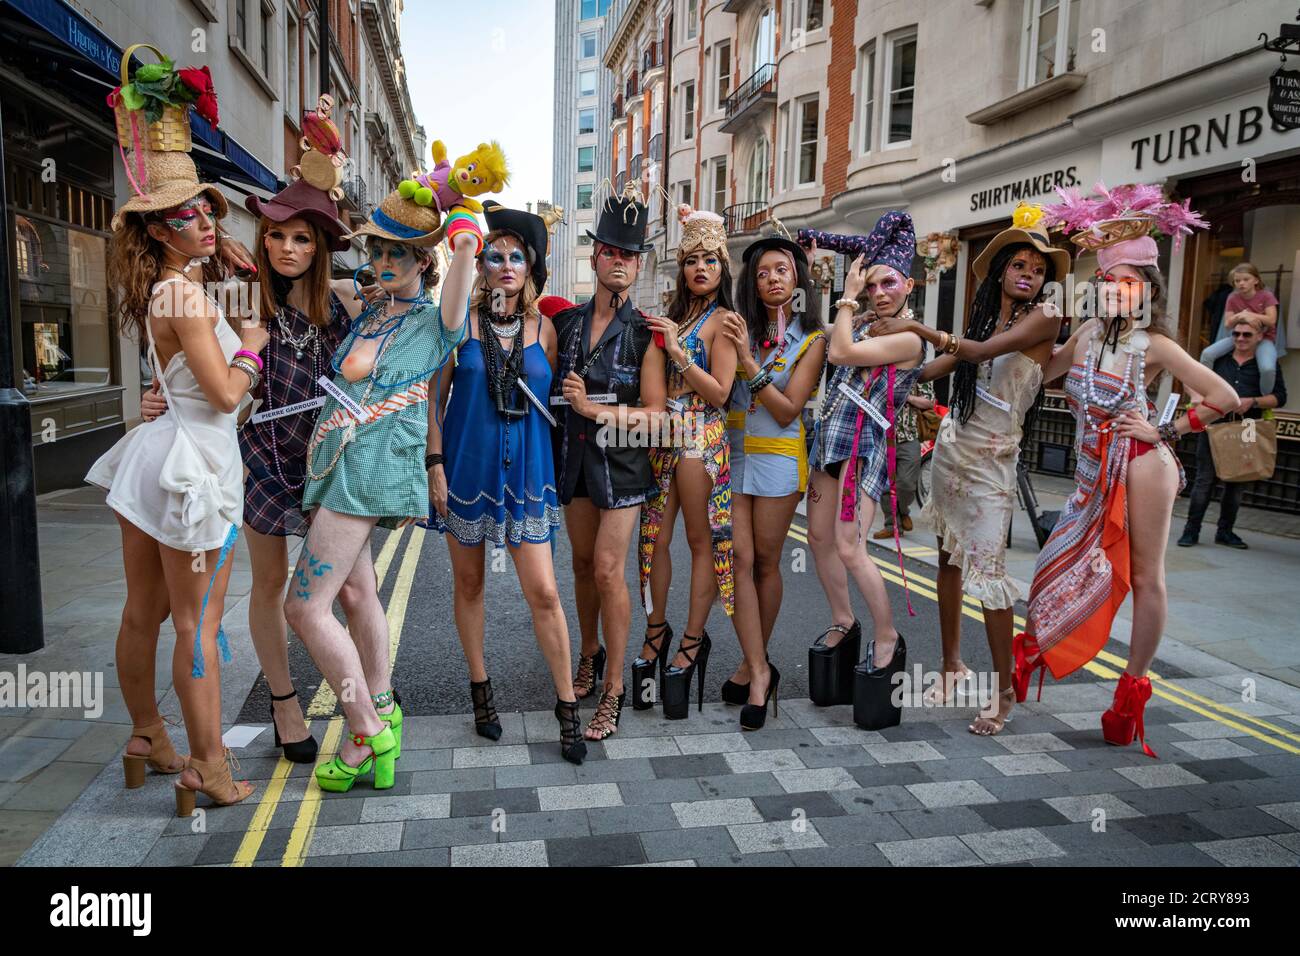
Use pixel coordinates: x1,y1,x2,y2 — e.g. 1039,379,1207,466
237,510,1135,727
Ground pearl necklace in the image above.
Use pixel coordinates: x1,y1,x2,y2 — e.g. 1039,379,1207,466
1080,322,1149,433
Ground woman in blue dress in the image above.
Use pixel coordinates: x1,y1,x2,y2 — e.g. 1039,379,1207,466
430,202,585,764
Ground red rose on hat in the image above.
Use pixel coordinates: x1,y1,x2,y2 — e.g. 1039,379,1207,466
178,66,219,127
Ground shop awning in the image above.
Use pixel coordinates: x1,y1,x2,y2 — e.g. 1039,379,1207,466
1,0,281,193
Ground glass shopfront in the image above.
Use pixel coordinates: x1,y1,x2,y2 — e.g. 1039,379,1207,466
3,76,124,492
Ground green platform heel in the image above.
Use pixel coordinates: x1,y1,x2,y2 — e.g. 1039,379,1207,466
315,726,398,793
374,689,403,760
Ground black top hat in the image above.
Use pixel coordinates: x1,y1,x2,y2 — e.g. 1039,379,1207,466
741,235,808,267
482,200,549,293
586,195,652,253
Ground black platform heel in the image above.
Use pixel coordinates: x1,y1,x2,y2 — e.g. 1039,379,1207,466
853,633,907,730
470,678,503,741
555,698,588,765
662,632,711,720
573,645,606,700
809,620,860,707
270,688,318,764
740,663,781,731
632,621,672,711
721,654,770,705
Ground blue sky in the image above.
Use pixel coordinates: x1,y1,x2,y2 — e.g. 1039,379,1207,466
402,1,556,213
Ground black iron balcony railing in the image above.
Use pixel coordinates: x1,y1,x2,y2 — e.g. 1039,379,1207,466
615,171,626,196
722,201,770,236
340,175,367,211
647,132,663,164
724,63,776,119
630,152,642,180
611,96,624,121
625,70,640,100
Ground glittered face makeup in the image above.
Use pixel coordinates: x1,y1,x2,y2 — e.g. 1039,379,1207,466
865,266,910,315
755,251,796,306
1003,249,1048,301
166,196,213,233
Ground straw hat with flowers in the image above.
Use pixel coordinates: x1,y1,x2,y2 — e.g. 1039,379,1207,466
106,43,227,230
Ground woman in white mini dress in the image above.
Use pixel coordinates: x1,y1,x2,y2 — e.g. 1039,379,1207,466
87,149,267,815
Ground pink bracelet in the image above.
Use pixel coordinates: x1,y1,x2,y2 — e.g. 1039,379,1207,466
444,217,484,257
234,349,264,372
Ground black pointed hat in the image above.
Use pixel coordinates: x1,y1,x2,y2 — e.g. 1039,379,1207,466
586,192,652,254
482,200,549,293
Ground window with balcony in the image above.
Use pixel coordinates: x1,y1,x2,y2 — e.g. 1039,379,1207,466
580,32,597,59
793,97,819,186
579,69,596,97
753,7,776,68
1019,0,1079,88
578,146,595,173
883,30,916,148
682,81,695,140
578,107,596,135
857,42,875,155
715,41,731,112
577,184,594,210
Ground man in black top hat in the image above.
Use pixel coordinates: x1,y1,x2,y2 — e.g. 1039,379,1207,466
550,191,667,736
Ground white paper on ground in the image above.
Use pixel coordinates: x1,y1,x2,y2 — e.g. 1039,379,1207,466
221,725,266,749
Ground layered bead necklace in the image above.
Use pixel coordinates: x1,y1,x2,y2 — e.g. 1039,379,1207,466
1079,318,1149,434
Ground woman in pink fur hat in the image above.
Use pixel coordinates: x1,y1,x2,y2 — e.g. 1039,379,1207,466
1012,185,1239,758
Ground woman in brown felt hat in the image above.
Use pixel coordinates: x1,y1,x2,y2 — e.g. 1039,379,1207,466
866,203,1069,734
140,172,385,764
88,142,269,814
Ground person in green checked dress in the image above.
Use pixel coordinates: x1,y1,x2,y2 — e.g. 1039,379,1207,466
284,187,483,793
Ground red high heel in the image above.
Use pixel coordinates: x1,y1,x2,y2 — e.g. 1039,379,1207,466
1011,632,1048,703
1101,671,1157,758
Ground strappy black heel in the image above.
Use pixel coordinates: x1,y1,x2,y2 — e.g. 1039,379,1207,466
632,621,673,711
662,631,711,720
585,688,626,741
574,645,606,700
740,663,781,731
555,698,588,764
270,688,318,764
470,678,503,741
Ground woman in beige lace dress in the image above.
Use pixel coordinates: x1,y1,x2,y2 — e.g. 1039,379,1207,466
867,205,1069,734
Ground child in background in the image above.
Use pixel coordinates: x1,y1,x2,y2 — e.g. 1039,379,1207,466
1200,263,1282,393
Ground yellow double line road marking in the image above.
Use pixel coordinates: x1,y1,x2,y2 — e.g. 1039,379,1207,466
786,519,1300,754
233,525,426,866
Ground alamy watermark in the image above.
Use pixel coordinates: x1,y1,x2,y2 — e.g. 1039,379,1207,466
0,664,103,719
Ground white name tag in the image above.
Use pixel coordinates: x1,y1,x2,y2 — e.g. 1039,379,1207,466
549,392,617,407
517,377,558,427
249,395,327,424
317,375,364,420
837,382,891,432
1159,392,1180,426
666,398,686,414
975,385,1012,413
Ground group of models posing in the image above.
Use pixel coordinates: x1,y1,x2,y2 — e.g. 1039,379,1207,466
92,115,1237,812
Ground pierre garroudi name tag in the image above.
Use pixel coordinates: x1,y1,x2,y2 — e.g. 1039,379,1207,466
317,375,365,420
549,393,617,406
249,396,326,424
975,385,1012,413
837,382,891,431
517,377,558,427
